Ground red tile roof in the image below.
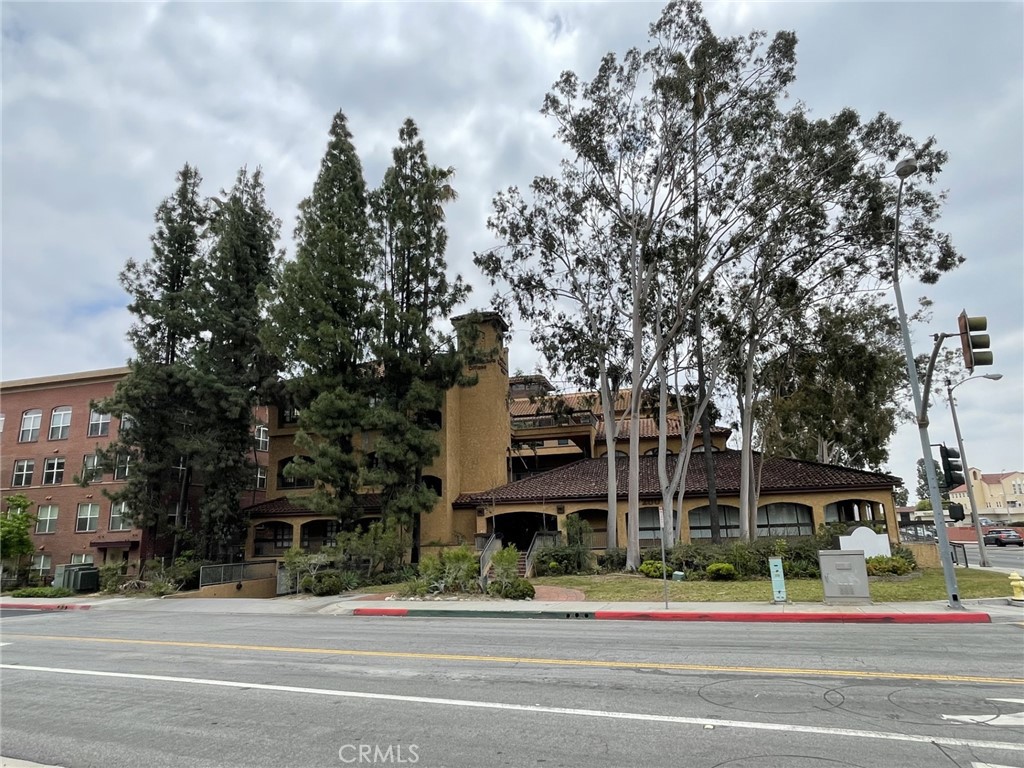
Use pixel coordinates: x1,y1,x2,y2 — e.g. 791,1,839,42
454,451,900,507
594,417,731,440
243,494,382,518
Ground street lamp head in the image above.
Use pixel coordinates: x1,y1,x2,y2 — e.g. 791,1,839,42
895,158,919,179
983,373,1003,381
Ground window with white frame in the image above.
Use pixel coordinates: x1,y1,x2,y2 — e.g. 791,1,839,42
12,459,34,487
255,425,270,452
42,457,65,485
273,525,293,548
19,409,41,442
119,414,134,435
35,504,58,534
114,453,131,480
70,553,95,565
109,501,132,531
83,453,104,482
88,409,110,437
49,406,72,440
76,502,100,532
0,413,5,433
31,553,51,577
255,466,267,490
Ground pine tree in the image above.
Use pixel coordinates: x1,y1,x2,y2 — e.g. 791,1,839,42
98,165,209,549
365,118,469,526
191,167,281,559
263,110,376,523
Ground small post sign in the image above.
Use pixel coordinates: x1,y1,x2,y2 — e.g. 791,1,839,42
768,556,787,604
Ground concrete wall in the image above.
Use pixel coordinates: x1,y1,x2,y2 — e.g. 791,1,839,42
183,577,279,599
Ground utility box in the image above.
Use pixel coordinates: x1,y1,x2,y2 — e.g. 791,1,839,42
71,567,99,592
819,550,871,605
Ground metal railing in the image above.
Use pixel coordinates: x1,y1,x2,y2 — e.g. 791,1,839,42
949,542,969,568
525,531,561,578
477,534,502,591
510,412,597,430
199,560,278,588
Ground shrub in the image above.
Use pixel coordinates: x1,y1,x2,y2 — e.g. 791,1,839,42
890,544,917,571
706,562,738,581
638,560,670,579
535,546,594,575
536,559,564,576
487,577,535,600
866,555,912,577
488,545,520,589
99,562,133,594
418,545,480,594
9,586,74,598
597,548,627,572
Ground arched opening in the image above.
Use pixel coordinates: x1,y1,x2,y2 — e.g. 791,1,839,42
300,519,341,552
757,502,814,537
278,456,315,489
573,508,608,549
688,505,741,539
422,475,442,498
492,511,558,551
253,521,294,556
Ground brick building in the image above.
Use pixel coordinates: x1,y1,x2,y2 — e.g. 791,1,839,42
0,368,269,583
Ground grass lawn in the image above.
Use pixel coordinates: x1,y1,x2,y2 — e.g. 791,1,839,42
531,568,1013,602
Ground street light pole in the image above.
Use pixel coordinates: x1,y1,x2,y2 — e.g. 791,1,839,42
891,158,962,609
946,374,1003,568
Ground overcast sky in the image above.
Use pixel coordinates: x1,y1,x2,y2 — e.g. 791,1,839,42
2,1,1021,500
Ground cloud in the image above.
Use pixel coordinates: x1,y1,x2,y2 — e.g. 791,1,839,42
2,0,1021,495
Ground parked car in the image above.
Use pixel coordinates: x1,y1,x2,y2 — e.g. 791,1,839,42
982,528,1024,547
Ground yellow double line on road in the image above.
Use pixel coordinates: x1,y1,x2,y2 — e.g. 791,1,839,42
5,633,1023,686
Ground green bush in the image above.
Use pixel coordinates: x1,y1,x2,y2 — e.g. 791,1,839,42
638,560,670,578
706,562,738,581
9,586,74,598
99,562,133,594
866,555,912,577
597,548,627,572
535,546,594,575
536,559,564,576
487,577,535,600
418,545,480,594
890,544,917,571
488,545,520,589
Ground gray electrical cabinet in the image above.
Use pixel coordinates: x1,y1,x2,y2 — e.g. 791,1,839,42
819,550,871,604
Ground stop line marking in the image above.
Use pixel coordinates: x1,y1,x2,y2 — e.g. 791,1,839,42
2,663,1022,753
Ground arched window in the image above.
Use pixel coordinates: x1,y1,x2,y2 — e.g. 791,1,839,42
687,505,741,539
757,503,813,537
49,406,72,440
644,447,675,456
277,456,314,489
19,409,42,442
422,475,443,497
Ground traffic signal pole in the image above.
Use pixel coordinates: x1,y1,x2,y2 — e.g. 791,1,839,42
947,378,992,567
891,160,962,609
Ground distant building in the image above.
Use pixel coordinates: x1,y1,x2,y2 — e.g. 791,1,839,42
0,368,268,584
949,469,1024,524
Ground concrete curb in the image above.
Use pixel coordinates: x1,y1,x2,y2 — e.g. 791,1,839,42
351,607,992,623
0,603,92,612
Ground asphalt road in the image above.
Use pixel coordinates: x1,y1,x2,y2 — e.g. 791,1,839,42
2,609,1023,768
959,541,1024,570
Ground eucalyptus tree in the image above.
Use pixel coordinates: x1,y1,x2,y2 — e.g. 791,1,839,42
758,300,905,471
480,1,809,567
191,167,281,558
715,104,960,539
365,118,469,528
263,110,377,524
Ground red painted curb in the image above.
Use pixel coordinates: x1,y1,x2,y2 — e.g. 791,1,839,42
352,607,409,617
593,611,991,624
0,603,92,612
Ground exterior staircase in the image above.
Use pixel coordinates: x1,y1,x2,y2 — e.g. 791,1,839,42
516,551,528,577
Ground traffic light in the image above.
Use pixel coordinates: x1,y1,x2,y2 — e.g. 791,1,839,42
948,503,966,522
958,311,993,373
939,444,965,489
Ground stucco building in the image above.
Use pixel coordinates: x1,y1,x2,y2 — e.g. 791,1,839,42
243,312,902,561
949,469,1024,524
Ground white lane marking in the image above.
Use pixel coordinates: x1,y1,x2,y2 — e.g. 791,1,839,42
2,664,1022,753
0,643,10,647
943,698,1024,727
972,763,1021,768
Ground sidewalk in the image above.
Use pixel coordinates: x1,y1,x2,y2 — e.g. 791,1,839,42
2,593,1021,623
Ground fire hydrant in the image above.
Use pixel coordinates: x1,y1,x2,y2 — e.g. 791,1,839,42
1010,572,1024,601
